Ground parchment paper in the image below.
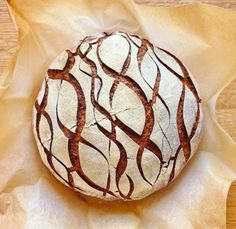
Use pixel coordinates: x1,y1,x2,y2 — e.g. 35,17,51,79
1,0,236,228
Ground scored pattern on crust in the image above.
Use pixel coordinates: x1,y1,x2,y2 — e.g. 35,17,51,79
34,32,201,200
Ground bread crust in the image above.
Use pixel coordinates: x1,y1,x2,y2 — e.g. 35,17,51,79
33,32,203,201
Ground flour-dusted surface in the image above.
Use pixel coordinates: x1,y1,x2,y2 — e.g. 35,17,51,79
33,32,202,200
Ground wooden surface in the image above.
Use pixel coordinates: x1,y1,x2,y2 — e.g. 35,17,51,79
0,0,17,75
135,0,236,10
0,0,235,228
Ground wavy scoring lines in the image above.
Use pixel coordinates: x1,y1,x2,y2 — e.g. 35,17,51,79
74,36,134,199
127,34,172,163
37,49,116,198
96,34,164,188
35,32,201,200
128,34,201,183
35,78,80,190
155,48,201,182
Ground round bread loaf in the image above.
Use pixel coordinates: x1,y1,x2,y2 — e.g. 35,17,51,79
33,32,203,201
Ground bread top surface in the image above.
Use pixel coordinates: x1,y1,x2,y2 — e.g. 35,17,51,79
33,32,203,201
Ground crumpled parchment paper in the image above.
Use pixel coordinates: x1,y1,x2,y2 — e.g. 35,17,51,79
0,0,236,228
